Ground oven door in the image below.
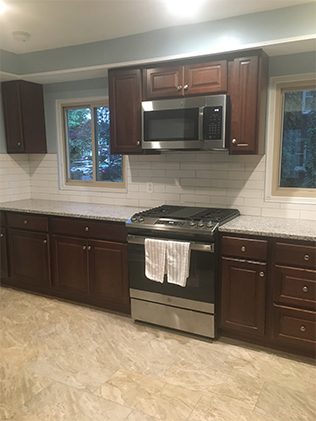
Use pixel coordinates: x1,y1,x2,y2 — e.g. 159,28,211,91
128,234,216,303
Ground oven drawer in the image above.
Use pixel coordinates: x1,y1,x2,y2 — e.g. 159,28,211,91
274,265,316,311
131,298,215,338
221,236,268,260
275,242,316,269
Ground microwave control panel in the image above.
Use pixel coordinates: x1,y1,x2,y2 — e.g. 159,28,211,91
203,106,223,140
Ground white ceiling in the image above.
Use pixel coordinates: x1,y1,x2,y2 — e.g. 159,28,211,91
0,0,315,54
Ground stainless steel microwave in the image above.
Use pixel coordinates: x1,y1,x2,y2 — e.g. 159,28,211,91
142,95,228,151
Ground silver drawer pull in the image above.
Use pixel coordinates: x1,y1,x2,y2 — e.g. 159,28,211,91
259,271,265,277
302,286,308,293
24,220,28,224
85,226,89,232
241,246,246,252
304,254,310,261
300,325,306,332
83,245,86,250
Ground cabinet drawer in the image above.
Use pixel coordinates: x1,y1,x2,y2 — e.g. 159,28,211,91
274,265,316,311
273,305,316,346
51,217,127,242
7,212,48,232
275,242,316,269
221,236,268,260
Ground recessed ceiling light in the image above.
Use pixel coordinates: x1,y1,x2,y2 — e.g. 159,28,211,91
163,0,206,17
0,1,7,15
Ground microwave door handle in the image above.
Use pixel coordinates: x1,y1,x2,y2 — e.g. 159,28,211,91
198,107,204,140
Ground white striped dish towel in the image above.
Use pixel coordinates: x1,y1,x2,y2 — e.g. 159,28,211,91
145,238,167,283
166,241,191,287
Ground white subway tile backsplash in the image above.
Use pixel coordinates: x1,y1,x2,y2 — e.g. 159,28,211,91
0,152,315,220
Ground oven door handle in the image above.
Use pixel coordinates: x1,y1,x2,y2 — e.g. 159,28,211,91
127,235,214,253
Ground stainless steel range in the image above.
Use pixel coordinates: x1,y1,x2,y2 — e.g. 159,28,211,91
126,205,240,338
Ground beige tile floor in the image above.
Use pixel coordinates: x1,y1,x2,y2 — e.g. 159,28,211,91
0,286,315,421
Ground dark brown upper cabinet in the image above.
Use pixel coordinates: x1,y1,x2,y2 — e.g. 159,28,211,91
143,60,227,99
1,80,47,154
228,52,268,154
108,68,143,154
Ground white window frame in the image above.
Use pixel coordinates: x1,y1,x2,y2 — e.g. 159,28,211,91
56,96,126,193
265,73,316,204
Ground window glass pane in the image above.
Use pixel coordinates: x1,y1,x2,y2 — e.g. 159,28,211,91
280,90,316,188
95,106,123,182
66,108,93,181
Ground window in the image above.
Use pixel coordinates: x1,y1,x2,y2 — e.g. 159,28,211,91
58,99,124,189
266,75,316,203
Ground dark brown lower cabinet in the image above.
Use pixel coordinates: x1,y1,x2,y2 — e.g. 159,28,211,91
0,227,8,279
8,228,51,287
89,239,129,306
52,235,89,295
52,235,129,309
220,257,267,336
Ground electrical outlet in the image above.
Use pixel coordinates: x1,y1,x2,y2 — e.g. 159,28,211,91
147,182,153,194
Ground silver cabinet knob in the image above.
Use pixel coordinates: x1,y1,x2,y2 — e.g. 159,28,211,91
83,245,86,250
17,142,21,146
24,220,28,225
183,84,189,91
87,245,91,251
85,226,89,232
136,140,140,146
241,246,246,252
43,240,47,244
232,139,237,145
259,271,265,277
304,254,310,261
0,233,3,238
300,325,306,332
177,85,182,91
302,286,308,293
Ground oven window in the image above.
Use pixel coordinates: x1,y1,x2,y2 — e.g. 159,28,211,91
143,108,199,141
128,243,215,303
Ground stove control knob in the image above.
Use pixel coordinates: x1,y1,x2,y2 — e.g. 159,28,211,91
206,221,214,228
138,216,144,222
189,220,196,227
131,215,138,222
197,220,204,228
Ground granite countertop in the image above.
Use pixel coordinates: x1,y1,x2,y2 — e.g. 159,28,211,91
0,199,145,223
219,215,316,242
0,200,315,241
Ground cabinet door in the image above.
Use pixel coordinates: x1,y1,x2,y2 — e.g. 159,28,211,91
220,257,267,336
52,235,88,295
0,228,8,278
2,81,25,152
184,61,227,96
89,239,129,305
144,66,183,99
2,80,47,154
109,68,142,154
8,229,50,287
229,55,260,154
